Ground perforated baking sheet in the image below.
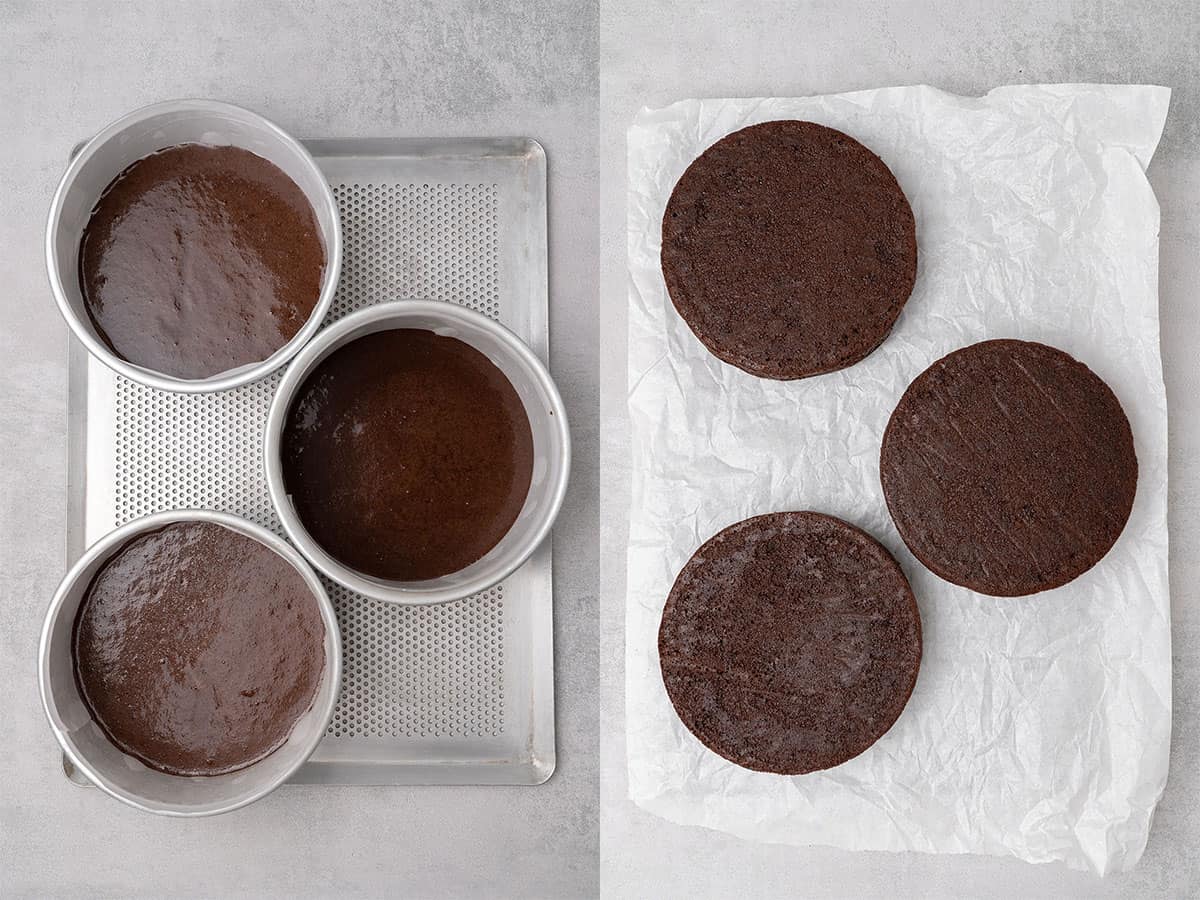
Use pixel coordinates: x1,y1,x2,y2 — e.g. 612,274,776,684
64,137,554,785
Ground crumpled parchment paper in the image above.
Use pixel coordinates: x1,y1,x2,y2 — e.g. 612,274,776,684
625,85,1171,875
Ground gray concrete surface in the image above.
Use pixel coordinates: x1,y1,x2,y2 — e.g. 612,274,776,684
599,1,1199,898
0,2,598,898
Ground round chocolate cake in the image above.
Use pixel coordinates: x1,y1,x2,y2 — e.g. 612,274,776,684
880,339,1137,596
79,144,325,379
281,328,534,582
658,511,922,775
661,120,917,380
73,521,326,776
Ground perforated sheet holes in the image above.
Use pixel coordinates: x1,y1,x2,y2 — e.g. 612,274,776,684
114,376,280,533
110,179,508,741
332,182,500,318
330,585,505,739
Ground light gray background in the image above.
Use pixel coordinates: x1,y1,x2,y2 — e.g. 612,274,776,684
600,1,1198,898
0,2,598,898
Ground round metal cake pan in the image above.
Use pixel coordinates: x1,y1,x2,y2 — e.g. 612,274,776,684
264,300,571,605
39,509,342,816
45,99,342,393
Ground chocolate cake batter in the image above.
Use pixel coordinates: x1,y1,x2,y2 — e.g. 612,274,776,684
79,143,325,380
880,339,1137,597
661,120,918,380
281,328,535,581
659,512,922,775
72,521,326,776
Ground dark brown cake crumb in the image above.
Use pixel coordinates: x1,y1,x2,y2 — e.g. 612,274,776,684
661,120,917,380
880,339,1137,596
659,511,922,775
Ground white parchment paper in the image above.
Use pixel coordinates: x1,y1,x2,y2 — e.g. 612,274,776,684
625,85,1171,875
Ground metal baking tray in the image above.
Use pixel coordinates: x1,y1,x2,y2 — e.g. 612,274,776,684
63,137,555,785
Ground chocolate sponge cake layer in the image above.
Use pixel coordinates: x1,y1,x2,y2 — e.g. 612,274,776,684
659,512,922,775
661,120,917,380
880,339,1137,597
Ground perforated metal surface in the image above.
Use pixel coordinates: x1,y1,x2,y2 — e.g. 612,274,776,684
330,585,504,739
334,181,500,318
68,138,553,784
